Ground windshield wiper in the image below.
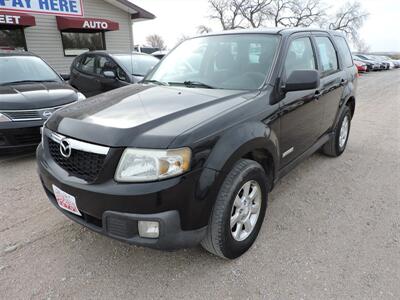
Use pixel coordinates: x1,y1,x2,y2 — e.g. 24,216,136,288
142,79,169,86
169,81,216,89
1,80,58,86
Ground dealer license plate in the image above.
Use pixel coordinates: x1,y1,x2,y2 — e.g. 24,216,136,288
52,185,82,216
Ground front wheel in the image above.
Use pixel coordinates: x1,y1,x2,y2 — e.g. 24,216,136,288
201,159,268,259
322,106,352,157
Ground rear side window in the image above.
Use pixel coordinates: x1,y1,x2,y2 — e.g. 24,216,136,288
334,36,353,68
79,55,96,74
284,37,316,77
315,37,339,76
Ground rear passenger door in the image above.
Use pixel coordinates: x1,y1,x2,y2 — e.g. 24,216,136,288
311,34,345,133
279,34,324,166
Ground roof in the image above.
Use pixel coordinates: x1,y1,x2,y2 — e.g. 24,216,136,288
79,50,154,57
104,0,155,21
201,27,344,37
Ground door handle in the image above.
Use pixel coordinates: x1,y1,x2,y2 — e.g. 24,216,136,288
313,90,321,100
340,79,347,86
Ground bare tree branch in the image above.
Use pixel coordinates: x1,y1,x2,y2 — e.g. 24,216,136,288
209,0,245,29
328,1,369,43
146,34,167,50
239,0,273,28
197,25,213,34
286,0,325,27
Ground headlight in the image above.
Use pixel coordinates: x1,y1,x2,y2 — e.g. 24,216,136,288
115,148,191,182
77,92,86,100
0,113,11,123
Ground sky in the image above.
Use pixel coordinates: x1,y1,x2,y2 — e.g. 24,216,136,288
132,0,400,52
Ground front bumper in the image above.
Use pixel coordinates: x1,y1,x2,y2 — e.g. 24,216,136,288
0,120,43,150
42,185,206,250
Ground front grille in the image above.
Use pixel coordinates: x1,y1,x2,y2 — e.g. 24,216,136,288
2,106,63,121
3,111,41,121
48,138,106,182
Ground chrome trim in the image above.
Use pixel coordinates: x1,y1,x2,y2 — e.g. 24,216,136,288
282,147,294,158
0,106,64,122
46,131,110,156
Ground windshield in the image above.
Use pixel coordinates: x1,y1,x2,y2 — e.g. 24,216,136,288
0,56,60,85
114,54,159,77
145,34,280,90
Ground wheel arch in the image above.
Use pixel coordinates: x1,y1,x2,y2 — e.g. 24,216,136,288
204,121,279,190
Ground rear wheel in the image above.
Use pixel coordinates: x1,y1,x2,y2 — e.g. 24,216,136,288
201,159,268,259
322,106,352,157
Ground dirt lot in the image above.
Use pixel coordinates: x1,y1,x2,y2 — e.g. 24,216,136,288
1,69,399,299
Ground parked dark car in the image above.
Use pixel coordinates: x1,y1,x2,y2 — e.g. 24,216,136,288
69,51,159,97
37,29,357,259
0,51,85,152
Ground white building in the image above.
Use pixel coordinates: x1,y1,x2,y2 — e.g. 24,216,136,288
0,0,155,73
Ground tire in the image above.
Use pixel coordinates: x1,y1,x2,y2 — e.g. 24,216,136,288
322,106,352,157
201,159,268,259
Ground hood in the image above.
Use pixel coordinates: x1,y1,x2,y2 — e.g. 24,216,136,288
46,84,257,148
0,82,78,110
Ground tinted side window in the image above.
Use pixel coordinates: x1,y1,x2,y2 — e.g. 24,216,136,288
97,56,128,82
284,37,316,77
334,36,353,68
79,55,96,74
315,37,339,75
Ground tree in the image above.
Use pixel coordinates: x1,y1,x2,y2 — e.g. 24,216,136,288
197,25,213,34
146,34,166,50
269,0,292,27
239,0,272,28
328,1,369,43
285,0,325,27
209,0,245,30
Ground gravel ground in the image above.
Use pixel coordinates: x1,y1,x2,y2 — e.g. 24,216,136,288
1,70,399,299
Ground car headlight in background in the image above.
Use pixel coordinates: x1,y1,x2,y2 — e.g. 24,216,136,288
77,92,86,101
115,148,191,182
0,113,11,123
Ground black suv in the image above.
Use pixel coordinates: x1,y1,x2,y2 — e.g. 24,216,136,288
37,29,357,259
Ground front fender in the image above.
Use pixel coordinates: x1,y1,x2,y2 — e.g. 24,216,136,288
204,121,279,176
192,121,279,227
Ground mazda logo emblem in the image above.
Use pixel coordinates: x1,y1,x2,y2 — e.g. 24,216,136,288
60,139,72,158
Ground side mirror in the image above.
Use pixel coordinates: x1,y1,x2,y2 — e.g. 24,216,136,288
103,70,116,79
283,70,320,92
60,73,70,81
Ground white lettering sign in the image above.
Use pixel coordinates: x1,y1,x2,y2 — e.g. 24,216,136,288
82,20,108,30
0,14,21,24
0,0,84,16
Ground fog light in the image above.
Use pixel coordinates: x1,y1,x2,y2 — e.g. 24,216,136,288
138,221,159,238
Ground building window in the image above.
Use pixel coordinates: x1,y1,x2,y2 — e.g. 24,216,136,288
0,26,27,50
60,31,106,56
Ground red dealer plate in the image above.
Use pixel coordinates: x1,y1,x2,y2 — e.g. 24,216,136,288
52,185,82,216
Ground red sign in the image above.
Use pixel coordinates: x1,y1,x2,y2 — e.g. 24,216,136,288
56,16,119,31
0,11,36,27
